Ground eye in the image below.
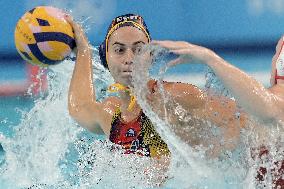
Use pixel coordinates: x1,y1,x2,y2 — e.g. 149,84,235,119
133,46,142,55
114,47,125,54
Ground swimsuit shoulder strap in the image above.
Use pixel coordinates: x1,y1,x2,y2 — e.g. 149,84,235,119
275,70,284,84
112,107,121,121
140,112,170,157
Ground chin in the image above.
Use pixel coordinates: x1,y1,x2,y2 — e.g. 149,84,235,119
118,78,133,87
124,81,134,88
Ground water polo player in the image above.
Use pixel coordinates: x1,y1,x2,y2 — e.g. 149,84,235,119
68,14,170,159
67,13,246,160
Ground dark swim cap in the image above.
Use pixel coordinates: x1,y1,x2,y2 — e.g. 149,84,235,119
99,14,151,69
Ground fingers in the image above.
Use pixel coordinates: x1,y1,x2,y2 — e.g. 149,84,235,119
151,40,182,50
170,49,191,55
150,40,201,67
150,40,214,68
166,57,184,67
151,40,192,50
62,14,89,50
63,13,75,25
63,14,84,34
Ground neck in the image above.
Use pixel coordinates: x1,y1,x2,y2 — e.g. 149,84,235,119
119,91,141,113
119,90,131,104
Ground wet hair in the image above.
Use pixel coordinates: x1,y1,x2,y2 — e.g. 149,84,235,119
99,13,151,69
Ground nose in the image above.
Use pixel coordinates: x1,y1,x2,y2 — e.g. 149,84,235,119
124,48,134,65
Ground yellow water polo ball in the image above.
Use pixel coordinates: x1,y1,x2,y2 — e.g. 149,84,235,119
15,6,75,66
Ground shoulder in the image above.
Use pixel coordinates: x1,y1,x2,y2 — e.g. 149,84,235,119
102,96,121,112
147,79,202,94
163,81,202,93
161,81,205,103
147,80,206,109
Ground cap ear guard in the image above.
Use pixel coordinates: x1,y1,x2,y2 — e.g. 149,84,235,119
99,40,108,69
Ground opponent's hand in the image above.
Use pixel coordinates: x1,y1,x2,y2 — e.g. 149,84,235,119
64,14,89,49
151,40,217,67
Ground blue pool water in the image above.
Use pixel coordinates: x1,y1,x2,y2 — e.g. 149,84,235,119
0,96,34,137
0,49,278,189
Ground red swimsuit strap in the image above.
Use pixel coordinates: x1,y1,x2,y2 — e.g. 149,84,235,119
274,70,284,84
274,41,284,85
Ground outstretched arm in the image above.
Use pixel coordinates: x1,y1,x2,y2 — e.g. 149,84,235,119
153,40,282,122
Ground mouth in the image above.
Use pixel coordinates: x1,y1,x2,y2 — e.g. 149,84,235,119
121,70,133,77
122,69,132,73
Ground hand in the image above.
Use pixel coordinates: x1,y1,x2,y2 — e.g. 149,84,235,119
151,40,218,67
64,14,89,49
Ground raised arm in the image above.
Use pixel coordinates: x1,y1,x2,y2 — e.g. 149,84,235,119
66,17,114,134
153,40,282,122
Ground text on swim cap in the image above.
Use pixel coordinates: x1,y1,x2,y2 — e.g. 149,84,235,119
116,15,139,23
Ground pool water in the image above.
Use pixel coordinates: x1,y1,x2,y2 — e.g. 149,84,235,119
0,49,280,189
0,96,34,137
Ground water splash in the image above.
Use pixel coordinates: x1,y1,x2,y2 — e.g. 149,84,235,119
131,45,284,188
0,48,169,189
131,46,242,188
0,46,283,188
0,59,80,187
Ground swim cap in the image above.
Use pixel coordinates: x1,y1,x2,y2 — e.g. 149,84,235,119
99,14,151,69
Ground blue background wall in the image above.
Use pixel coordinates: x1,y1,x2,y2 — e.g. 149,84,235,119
1,0,284,56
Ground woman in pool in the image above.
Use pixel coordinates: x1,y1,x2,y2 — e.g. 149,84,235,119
67,13,244,160
153,37,284,188
68,14,170,159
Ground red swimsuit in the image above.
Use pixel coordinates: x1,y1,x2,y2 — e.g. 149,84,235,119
254,146,284,188
109,110,150,156
109,81,170,158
